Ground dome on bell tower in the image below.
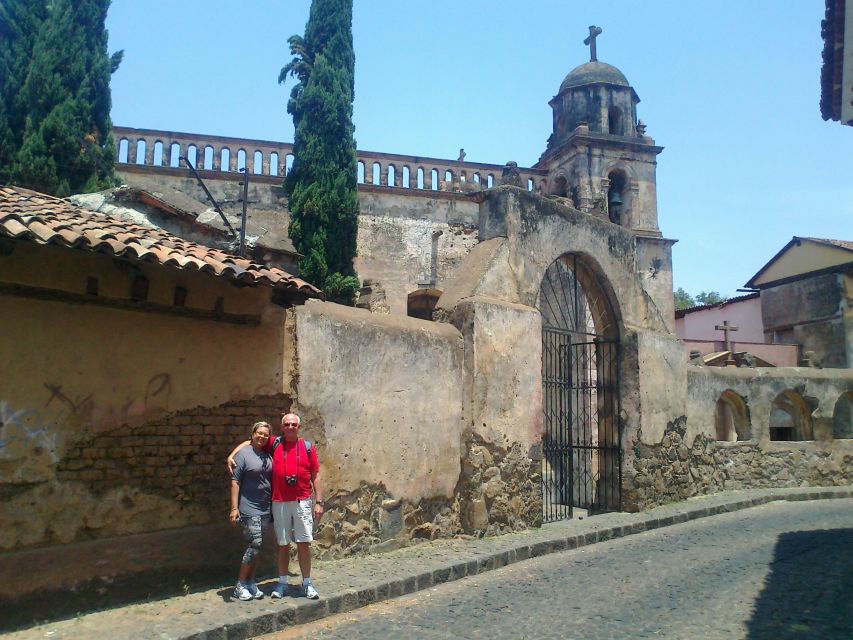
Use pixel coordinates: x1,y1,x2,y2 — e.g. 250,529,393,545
536,26,664,240
546,28,640,143
559,60,629,93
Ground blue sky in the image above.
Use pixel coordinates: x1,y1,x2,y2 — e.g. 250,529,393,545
106,1,852,297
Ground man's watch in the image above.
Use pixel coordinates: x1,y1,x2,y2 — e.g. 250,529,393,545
315,500,325,507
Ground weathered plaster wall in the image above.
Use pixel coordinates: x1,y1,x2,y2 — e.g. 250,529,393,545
356,213,478,315
684,366,853,444
437,187,682,506
625,366,853,510
448,297,543,450
0,245,292,488
634,330,688,444
290,298,543,556
447,297,544,534
292,300,464,500
0,240,301,606
635,236,676,333
761,273,850,368
470,188,671,335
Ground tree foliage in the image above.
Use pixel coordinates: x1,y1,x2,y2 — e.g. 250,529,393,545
280,0,360,304
0,0,121,196
674,287,727,310
0,0,47,184
695,291,725,306
674,287,695,311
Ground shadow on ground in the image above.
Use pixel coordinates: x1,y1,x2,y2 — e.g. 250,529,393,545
747,528,853,639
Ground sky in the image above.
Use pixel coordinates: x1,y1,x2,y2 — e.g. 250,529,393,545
105,1,852,298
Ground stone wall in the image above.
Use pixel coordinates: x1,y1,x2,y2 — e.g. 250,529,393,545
628,418,852,510
0,394,292,617
309,436,541,559
625,365,853,510
1,293,548,608
287,299,542,557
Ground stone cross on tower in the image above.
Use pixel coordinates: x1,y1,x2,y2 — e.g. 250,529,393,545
715,320,739,353
584,25,603,62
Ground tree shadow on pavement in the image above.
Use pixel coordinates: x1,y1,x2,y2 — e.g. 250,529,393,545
746,528,853,639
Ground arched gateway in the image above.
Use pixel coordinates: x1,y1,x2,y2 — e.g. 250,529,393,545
538,253,621,520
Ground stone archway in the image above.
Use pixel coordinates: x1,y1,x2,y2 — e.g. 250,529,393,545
538,253,621,520
714,389,751,442
770,390,813,441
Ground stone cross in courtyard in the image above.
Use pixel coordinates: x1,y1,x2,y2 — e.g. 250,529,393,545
715,320,739,353
584,25,603,62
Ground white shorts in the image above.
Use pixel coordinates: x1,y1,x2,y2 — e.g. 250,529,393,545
272,500,314,545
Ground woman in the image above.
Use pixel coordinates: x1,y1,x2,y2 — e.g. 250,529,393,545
230,421,273,601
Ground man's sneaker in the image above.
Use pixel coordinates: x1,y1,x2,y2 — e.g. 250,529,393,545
247,582,264,599
270,583,287,599
303,581,319,600
233,583,253,601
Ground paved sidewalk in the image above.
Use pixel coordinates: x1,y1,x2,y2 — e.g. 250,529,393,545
10,486,853,640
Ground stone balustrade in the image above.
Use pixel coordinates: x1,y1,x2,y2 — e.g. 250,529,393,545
112,126,548,193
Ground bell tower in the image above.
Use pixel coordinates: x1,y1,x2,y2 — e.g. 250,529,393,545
536,26,664,238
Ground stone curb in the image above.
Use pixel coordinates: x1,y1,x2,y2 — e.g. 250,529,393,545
11,486,853,640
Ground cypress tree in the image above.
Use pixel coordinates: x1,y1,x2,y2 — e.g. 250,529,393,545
10,0,122,196
0,0,47,184
280,0,360,304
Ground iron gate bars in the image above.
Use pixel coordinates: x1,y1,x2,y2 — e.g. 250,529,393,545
539,254,621,522
542,329,621,520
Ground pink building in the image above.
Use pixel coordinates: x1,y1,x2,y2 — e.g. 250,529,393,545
675,293,799,367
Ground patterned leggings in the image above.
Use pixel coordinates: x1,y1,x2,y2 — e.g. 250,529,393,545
240,514,271,565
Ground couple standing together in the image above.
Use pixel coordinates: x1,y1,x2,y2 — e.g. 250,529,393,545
227,413,324,601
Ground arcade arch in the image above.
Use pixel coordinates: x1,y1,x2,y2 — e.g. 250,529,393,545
714,390,750,442
769,390,813,441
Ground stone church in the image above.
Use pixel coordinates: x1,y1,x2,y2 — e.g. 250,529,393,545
1,28,850,614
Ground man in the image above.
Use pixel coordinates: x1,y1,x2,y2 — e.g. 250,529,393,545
228,412,324,599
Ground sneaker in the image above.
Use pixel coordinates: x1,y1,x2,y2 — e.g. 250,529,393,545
247,582,264,599
270,583,287,599
303,581,319,600
233,583,253,601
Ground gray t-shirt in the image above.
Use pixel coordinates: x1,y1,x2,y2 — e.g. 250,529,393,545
232,446,272,517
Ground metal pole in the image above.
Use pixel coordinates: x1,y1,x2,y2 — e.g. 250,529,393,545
180,156,238,237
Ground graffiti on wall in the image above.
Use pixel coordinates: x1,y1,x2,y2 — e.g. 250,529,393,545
0,373,174,481
0,399,65,482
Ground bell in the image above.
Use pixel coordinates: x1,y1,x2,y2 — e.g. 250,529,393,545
608,190,623,207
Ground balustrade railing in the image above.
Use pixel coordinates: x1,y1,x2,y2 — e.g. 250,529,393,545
112,126,548,194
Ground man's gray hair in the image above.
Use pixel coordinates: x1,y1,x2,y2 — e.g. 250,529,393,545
282,412,300,425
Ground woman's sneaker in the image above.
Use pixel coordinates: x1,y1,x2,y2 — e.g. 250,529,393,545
233,583,253,601
270,583,287,598
247,582,264,599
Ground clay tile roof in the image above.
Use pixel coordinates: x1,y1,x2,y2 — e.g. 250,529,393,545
0,185,323,300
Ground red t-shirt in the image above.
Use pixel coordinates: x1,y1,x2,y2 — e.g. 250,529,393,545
265,437,319,502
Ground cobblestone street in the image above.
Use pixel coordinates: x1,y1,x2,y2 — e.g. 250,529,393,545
264,499,853,640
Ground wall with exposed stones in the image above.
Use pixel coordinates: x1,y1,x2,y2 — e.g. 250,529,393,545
624,366,853,510
289,299,542,559
2,288,547,608
0,394,291,608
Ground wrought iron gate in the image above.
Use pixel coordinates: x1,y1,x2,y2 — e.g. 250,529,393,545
540,256,621,522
